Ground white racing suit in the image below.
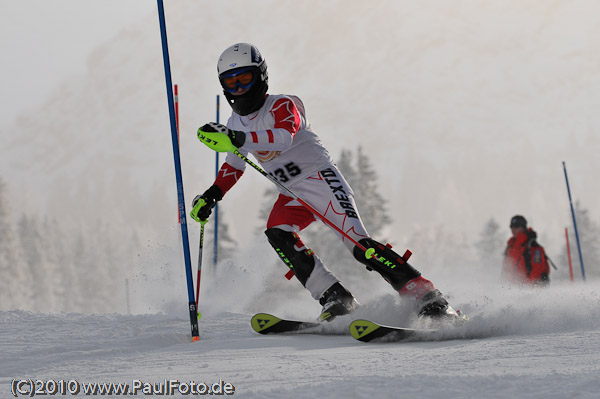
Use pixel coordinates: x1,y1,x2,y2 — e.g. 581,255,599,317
211,94,436,302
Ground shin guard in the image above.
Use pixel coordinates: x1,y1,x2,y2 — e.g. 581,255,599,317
264,228,316,287
353,238,423,292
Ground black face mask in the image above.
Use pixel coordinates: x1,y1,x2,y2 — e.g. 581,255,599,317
224,79,268,116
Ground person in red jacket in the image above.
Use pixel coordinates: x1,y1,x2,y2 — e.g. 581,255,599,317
502,215,550,285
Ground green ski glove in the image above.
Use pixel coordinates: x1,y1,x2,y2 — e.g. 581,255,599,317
197,122,246,153
190,185,223,223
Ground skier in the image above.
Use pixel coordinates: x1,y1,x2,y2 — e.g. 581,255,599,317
191,43,460,321
502,215,550,285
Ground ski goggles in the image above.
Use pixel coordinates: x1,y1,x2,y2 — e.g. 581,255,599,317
220,67,256,93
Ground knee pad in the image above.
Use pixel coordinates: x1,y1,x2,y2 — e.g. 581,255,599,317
265,228,315,286
353,238,421,291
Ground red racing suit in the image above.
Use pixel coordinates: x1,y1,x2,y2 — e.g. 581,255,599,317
503,228,550,285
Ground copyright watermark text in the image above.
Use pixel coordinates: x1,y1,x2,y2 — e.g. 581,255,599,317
10,378,235,397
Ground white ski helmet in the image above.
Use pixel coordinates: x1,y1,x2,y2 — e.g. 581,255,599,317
217,43,268,116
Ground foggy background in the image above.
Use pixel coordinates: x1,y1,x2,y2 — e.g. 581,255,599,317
1,0,599,314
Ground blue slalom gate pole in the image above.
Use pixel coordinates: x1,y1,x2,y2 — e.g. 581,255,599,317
562,161,586,281
156,0,199,341
214,95,220,270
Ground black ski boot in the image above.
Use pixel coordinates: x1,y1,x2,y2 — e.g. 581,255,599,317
318,282,358,322
417,289,462,321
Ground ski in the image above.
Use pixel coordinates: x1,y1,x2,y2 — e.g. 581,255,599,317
251,313,322,334
252,313,468,341
350,319,432,342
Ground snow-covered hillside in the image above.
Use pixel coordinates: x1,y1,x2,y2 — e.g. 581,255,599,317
2,0,599,252
2,278,600,398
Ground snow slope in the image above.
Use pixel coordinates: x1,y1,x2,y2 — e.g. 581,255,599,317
2,279,600,399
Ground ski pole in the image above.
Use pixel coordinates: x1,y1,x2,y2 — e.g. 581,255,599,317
545,254,558,271
195,220,207,318
562,161,586,281
231,149,379,259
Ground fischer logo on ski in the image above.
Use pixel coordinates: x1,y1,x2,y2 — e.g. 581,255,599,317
251,313,349,335
255,318,273,329
353,324,369,336
251,313,321,334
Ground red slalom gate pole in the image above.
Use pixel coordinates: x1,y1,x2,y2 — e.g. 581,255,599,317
175,84,180,140
174,84,203,309
565,227,574,282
